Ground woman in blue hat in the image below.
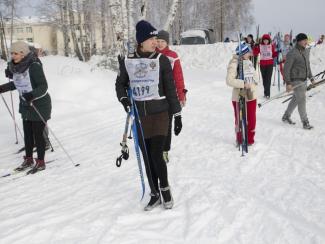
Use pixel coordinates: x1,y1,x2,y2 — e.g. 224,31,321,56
226,42,258,146
115,20,182,211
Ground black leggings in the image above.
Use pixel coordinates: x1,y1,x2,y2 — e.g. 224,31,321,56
260,64,274,97
139,135,169,193
23,120,46,160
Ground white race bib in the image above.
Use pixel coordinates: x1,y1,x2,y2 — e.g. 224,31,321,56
243,60,255,84
260,44,273,60
13,70,33,96
125,54,161,101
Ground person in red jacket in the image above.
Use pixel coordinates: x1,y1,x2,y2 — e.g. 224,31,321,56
156,30,187,163
253,34,277,98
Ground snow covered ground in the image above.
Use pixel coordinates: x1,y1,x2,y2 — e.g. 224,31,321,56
0,44,325,244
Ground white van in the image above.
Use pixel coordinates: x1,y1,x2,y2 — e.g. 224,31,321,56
180,29,215,45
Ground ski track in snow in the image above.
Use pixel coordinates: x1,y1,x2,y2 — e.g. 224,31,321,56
0,48,325,244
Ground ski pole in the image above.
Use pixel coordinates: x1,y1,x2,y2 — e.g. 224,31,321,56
9,91,18,144
28,100,80,167
1,93,24,139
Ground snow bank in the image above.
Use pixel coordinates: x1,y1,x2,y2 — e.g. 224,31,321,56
171,42,325,74
171,43,237,71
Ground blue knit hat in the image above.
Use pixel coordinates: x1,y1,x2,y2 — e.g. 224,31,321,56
236,42,251,56
136,20,158,44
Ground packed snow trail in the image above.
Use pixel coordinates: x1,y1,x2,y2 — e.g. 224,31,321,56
0,45,325,243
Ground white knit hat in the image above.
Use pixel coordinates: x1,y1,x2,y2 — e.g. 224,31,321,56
11,41,30,55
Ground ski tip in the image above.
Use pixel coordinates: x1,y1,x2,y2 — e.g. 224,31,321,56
75,164,80,167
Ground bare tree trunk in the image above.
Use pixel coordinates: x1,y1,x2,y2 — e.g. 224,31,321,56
83,0,91,60
68,0,83,61
140,0,148,20
101,0,108,53
0,14,8,60
163,0,180,32
60,0,70,56
76,0,85,57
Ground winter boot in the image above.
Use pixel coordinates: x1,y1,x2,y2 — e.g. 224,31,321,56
144,193,161,211
27,159,46,174
14,156,34,171
303,120,313,130
282,114,296,125
160,186,174,210
163,151,169,163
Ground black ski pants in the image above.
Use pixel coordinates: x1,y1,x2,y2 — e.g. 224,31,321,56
139,135,169,194
23,120,46,160
260,64,274,97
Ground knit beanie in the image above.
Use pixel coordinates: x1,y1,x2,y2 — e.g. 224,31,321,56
11,41,30,55
157,30,170,44
236,42,251,56
136,20,158,44
296,33,308,42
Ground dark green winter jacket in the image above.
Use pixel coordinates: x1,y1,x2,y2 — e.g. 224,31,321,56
0,58,51,121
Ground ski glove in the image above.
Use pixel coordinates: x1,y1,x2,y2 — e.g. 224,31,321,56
174,115,182,136
5,68,13,79
22,92,34,103
120,97,131,113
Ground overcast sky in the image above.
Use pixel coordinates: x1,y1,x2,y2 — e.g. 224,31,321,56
252,0,324,40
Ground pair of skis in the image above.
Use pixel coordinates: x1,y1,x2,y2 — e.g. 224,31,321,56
236,33,249,156
116,90,159,200
1,159,56,179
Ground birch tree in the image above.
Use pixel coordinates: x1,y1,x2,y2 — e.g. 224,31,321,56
163,0,180,33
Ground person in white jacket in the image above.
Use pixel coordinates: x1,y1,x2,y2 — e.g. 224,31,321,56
226,42,258,146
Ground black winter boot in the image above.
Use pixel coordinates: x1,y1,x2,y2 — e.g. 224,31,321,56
282,114,296,125
303,120,313,130
160,186,174,209
144,193,161,211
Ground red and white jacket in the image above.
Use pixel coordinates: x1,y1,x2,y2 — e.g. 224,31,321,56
253,34,278,67
157,47,186,102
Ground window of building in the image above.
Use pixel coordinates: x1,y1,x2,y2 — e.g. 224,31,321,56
26,38,33,43
16,28,24,33
26,27,32,33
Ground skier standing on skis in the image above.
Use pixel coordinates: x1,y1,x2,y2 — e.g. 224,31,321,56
156,30,187,163
282,33,315,129
226,42,258,146
115,20,182,211
253,34,278,98
0,41,52,173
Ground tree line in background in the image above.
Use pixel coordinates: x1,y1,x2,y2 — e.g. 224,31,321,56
0,0,254,63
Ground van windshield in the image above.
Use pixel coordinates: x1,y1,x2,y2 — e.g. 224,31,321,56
180,37,205,45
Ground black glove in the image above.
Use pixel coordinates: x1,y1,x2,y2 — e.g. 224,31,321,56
22,92,34,103
174,115,182,136
120,97,131,113
5,68,13,79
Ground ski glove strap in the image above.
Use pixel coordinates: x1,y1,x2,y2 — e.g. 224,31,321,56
174,115,182,136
